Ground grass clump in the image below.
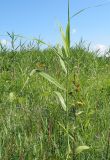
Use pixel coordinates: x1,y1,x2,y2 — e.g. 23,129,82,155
0,42,110,160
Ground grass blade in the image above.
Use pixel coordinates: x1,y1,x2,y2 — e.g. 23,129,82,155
59,57,67,74
54,91,67,111
75,146,90,155
59,24,68,57
71,2,110,19
39,72,66,91
57,46,67,74
66,0,70,49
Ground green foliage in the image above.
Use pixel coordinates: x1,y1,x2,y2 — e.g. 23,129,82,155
0,0,110,159
0,40,110,160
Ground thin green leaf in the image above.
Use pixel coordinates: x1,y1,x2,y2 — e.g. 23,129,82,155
71,2,110,19
66,0,70,49
59,24,68,57
71,9,86,18
75,146,90,155
66,22,70,49
58,0,71,57
54,91,67,111
57,46,67,74
33,38,50,47
58,122,75,141
56,44,63,56
21,69,36,92
51,45,64,60
59,57,67,74
68,0,70,22
39,72,65,91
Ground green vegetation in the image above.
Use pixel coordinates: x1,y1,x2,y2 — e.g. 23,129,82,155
0,39,110,160
0,1,110,159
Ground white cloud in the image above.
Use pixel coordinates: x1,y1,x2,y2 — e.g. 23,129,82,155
96,44,107,52
0,39,11,46
94,44,109,55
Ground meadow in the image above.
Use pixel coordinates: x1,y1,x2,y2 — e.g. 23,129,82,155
0,1,110,159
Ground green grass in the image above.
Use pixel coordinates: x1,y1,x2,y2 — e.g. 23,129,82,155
0,1,110,159
0,44,110,159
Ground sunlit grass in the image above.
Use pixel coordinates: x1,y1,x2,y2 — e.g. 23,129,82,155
0,39,110,159
0,0,110,159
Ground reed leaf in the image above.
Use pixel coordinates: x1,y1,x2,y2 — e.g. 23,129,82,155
75,146,90,155
54,91,67,111
39,72,66,91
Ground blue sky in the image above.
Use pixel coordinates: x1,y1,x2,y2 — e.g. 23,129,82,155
0,0,110,51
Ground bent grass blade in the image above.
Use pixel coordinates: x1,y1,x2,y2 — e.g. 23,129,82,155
54,91,67,111
39,71,66,91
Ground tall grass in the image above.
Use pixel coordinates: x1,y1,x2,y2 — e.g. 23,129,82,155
0,41,110,160
0,0,110,159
